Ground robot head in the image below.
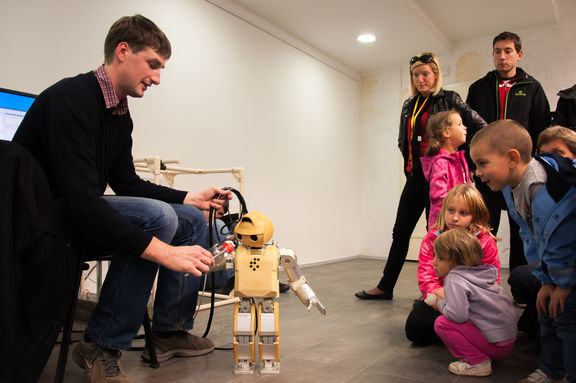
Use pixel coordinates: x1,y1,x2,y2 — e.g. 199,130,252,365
234,211,274,247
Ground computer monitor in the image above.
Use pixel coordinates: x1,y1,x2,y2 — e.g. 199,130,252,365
0,87,36,141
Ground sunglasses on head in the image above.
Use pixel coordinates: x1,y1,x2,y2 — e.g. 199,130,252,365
410,54,435,66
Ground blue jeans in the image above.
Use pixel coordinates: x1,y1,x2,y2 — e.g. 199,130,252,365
538,289,576,382
85,196,208,350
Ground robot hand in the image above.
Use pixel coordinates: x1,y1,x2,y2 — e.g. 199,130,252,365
210,238,235,272
308,298,326,315
279,249,326,315
301,286,326,315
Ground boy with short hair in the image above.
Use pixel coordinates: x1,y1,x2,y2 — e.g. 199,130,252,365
509,125,576,340
470,120,576,383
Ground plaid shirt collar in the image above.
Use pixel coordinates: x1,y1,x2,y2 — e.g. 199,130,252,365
93,64,129,115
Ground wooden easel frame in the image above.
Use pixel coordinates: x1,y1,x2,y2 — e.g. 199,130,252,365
133,156,243,310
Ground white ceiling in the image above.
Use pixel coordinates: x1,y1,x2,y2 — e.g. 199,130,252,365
221,0,576,75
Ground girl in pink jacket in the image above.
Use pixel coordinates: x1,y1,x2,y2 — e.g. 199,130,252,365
420,110,470,229
405,184,500,346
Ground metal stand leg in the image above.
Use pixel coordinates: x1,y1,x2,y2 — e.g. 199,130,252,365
141,310,159,368
54,260,87,383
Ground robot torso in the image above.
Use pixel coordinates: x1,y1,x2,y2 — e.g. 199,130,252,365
234,245,279,298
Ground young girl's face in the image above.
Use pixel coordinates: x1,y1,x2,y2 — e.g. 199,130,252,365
444,196,473,230
446,113,467,147
433,251,456,278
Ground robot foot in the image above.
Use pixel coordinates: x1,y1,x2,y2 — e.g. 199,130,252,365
234,360,255,375
259,360,280,375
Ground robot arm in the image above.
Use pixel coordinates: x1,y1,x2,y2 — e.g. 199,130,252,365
210,239,235,272
279,248,326,315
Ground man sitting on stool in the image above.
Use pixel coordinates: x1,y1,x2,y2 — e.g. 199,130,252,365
13,14,231,383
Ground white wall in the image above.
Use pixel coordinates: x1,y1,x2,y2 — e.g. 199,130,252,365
0,0,361,265
359,21,576,267
4,1,576,269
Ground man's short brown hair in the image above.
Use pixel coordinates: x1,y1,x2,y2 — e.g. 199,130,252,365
493,31,522,53
104,14,171,64
471,120,532,164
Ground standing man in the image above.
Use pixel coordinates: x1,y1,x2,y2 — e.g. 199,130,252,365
466,31,550,271
13,15,231,383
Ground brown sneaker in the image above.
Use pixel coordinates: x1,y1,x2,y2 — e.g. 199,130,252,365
72,341,129,383
141,331,215,363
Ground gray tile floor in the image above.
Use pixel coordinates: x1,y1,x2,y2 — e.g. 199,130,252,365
39,259,539,382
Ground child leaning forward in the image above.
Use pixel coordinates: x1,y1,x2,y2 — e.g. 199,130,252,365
433,228,516,377
471,120,576,383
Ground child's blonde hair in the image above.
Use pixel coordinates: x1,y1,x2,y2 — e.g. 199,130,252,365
434,184,496,239
433,227,483,267
425,110,459,156
470,119,532,162
537,125,576,155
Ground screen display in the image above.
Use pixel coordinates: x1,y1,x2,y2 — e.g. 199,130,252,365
0,87,36,141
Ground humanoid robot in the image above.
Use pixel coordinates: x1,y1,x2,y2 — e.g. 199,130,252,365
211,211,326,374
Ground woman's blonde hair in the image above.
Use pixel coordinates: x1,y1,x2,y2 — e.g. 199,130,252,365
409,52,443,97
434,228,484,267
425,110,459,156
433,184,497,240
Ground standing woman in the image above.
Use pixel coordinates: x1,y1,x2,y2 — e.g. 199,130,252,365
355,52,485,300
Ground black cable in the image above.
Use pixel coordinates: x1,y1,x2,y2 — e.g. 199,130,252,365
202,187,247,339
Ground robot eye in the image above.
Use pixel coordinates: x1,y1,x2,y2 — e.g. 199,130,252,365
251,235,258,241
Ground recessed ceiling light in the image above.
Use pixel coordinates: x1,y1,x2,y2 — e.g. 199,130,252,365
357,34,376,43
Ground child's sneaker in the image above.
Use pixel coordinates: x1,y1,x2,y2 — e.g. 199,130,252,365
448,359,492,376
516,369,565,383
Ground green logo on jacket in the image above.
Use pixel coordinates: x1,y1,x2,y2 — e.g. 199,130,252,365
515,90,527,96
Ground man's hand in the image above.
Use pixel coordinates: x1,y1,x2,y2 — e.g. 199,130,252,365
184,187,232,217
536,284,555,316
141,237,214,276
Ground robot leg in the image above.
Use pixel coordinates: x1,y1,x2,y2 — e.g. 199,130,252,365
233,298,255,374
258,298,280,374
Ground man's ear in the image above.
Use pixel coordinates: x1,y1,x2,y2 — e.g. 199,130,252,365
115,42,130,63
507,149,522,168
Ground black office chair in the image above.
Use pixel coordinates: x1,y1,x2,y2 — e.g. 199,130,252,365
1,140,78,383
1,140,158,383
54,248,159,383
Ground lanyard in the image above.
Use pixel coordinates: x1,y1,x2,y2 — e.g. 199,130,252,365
410,94,430,136
408,94,430,165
